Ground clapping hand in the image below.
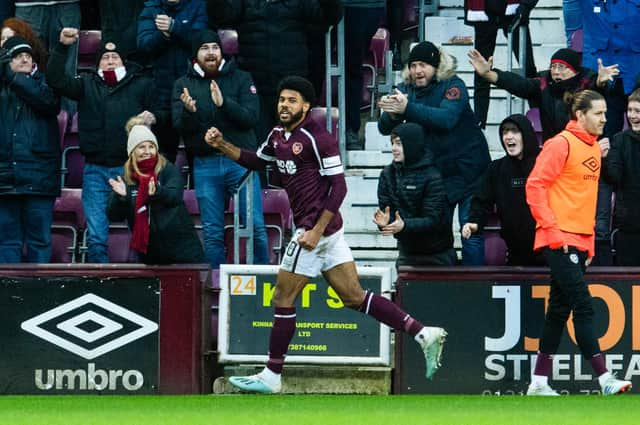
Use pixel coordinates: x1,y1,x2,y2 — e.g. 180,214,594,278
210,80,224,107
373,206,391,228
108,176,127,196
380,211,405,235
180,87,197,112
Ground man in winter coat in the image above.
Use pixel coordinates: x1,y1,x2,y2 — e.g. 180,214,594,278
172,29,269,269
462,114,543,266
374,122,455,267
137,0,208,161
378,41,491,265
206,0,343,142
0,36,60,262
468,47,617,142
602,89,640,265
47,28,157,263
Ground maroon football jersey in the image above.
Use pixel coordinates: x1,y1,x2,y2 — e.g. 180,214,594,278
257,115,344,235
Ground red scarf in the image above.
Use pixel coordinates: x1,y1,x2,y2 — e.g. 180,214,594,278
130,157,158,254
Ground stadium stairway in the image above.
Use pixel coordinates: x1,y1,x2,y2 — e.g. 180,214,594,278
343,0,565,269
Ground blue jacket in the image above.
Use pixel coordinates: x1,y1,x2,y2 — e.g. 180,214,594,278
378,60,490,204
137,0,208,108
580,0,640,94
0,64,61,196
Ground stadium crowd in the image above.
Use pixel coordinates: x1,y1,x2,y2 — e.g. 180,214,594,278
0,0,637,396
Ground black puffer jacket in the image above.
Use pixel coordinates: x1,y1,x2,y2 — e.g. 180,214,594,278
0,63,61,196
207,0,342,97
172,58,259,156
603,129,640,233
467,114,542,265
46,42,157,166
377,123,453,257
107,162,204,264
494,66,599,142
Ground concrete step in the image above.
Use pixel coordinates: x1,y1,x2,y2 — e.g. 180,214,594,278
346,150,392,168
214,364,392,394
344,232,397,249
439,0,562,9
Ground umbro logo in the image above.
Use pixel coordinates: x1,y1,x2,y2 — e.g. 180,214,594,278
582,156,599,173
21,294,158,360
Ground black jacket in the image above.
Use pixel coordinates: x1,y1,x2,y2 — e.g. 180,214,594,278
172,59,259,156
46,42,157,167
603,129,640,233
0,61,61,196
494,66,599,142
377,123,453,259
467,114,542,265
207,0,342,97
107,162,204,264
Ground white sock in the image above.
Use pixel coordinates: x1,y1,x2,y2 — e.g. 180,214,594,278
531,374,548,386
258,367,281,386
598,371,612,387
414,328,427,343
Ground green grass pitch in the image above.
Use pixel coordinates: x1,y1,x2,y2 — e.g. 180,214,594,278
1,394,639,425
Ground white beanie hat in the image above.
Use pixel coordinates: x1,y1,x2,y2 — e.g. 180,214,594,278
127,125,159,157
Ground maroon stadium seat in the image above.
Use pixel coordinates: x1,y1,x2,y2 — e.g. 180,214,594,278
80,224,137,263
175,145,191,189
77,30,102,72
569,29,583,54
483,209,508,266
57,110,69,149
525,108,543,146
51,188,85,263
218,29,238,57
61,113,84,188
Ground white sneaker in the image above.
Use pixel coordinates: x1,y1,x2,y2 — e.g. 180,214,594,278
416,327,447,379
600,374,632,396
526,382,560,396
228,374,282,394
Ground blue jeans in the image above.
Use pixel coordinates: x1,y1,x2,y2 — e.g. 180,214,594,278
82,163,123,263
0,195,55,263
193,155,269,269
562,0,582,47
453,195,485,266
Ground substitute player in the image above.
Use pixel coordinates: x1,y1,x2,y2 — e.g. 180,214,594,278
204,76,447,393
526,90,632,396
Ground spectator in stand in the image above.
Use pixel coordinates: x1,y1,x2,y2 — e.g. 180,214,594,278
99,0,147,65
602,89,640,266
464,0,537,128
343,0,386,151
2,17,47,71
468,47,618,142
107,117,204,264
172,29,269,269
378,41,491,265
47,27,157,263
0,36,60,262
462,114,544,266
137,0,208,162
206,0,343,143
374,122,456,267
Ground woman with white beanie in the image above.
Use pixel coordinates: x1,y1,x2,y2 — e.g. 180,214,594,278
107,116,204,264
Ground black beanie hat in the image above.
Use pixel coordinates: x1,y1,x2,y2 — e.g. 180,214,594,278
96,40,124,65
277,76,316,106
407,41,440,69
3,36,32,58
191,29,222,58
550,48,581,73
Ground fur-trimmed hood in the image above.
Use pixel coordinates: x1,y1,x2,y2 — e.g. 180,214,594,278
402,46,458,84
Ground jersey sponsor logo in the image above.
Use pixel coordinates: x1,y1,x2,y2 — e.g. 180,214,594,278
569,253,579,264
292,142,303,155
322,155,342,168
276,159,298,175
511,177,526,188
582,156,599,173
249,84,257,94
445,87,461,100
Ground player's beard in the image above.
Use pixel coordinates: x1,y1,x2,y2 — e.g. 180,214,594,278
279,109,304,127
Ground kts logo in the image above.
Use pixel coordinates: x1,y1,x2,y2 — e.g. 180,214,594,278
21,293,158,360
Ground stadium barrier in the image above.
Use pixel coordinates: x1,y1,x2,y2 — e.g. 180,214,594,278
1,264,214,395
394,267,640,395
